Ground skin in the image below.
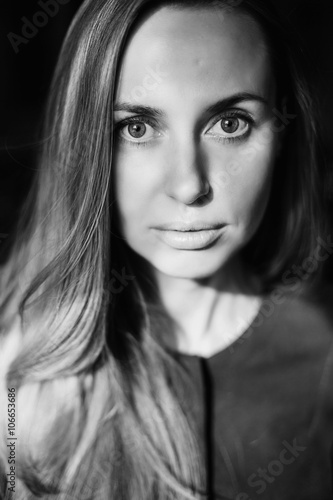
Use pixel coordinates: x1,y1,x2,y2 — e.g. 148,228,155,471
113,6,281,356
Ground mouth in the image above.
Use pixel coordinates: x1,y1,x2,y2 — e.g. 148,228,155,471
152,222,227,250
153,221,226,232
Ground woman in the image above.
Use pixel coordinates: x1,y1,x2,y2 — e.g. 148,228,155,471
0,0,332,498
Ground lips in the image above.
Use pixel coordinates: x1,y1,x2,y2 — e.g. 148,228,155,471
153,221,226,232
152,221,227,250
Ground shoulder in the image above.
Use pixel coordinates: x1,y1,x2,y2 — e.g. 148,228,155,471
258,284,333,356
239,284,333,425
257,284,333,413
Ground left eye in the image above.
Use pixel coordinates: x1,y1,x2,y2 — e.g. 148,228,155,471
117,120,157,142
208,115,250,138
127,123,147,139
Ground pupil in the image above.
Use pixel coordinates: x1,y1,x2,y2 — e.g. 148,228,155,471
221,118,239,134
128,123,146,138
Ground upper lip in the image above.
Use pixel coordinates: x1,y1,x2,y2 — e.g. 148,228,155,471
153,221,226,232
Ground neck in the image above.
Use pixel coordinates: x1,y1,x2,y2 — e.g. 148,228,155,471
153,256,262,357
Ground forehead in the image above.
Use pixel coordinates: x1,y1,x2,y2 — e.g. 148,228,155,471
116,6,274,105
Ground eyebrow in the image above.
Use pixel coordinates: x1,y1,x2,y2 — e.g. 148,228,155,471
113,92,269,117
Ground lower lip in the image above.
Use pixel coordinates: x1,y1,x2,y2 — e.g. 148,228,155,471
153,227,225,250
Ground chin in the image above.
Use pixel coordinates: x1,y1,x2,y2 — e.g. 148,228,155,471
149,246,237,280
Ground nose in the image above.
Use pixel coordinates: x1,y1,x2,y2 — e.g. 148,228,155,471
164,137,211,206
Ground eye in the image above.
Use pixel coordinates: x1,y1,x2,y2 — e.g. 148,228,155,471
115,117,159,145
127,123,147,139
220,117,241,134
206,111,253,142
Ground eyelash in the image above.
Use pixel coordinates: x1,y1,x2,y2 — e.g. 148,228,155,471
114,116,156,148
208,110,255,144
114,110,255,148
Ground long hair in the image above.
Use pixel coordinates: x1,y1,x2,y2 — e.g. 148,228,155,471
0,0,327,498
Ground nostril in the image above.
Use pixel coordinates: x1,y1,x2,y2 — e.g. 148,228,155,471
200,182,212,199
190,184,213,207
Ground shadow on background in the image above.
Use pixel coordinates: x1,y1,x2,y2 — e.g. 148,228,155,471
1,0,333,280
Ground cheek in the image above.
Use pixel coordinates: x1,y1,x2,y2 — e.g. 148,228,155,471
113,152,159,232
219,141,276,234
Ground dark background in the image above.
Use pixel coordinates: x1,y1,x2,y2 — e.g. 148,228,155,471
1,0,333,281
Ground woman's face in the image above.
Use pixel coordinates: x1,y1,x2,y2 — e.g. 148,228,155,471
114,6,280,279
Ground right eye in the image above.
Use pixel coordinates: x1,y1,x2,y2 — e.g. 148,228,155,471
127,122,148,139
115,117,161,145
